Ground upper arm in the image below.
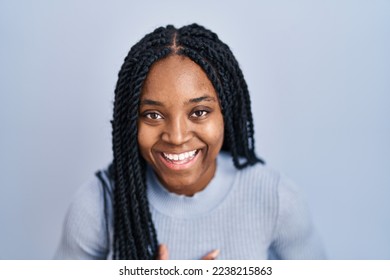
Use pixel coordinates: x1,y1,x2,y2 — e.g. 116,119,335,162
270,176,326,259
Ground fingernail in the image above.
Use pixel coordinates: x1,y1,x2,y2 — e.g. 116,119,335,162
210,249,220,259
158,244,165,256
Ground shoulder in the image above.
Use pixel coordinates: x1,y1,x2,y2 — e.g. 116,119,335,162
269,173,327,259
67,163,114,219
216,151,283,193
218,152,282,212
68,172,108,222
221,153,282,190
241,163,310,230
54,166,112,259
233,156,302,200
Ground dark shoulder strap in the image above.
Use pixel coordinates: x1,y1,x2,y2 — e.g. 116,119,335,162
95,169,112,255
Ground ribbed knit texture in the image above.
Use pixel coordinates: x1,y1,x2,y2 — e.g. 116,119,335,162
54,152,326,259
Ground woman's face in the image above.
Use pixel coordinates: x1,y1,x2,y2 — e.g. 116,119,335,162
138,55,224,196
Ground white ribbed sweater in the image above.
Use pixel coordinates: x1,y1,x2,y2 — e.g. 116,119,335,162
54,152,326,259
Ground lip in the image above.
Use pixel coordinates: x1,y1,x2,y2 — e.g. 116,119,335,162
157,149,201,171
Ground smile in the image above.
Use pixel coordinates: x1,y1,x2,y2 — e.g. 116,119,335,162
163,150,197,161
159,149,200,170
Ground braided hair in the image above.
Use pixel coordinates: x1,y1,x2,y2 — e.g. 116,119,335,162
110,23,264,260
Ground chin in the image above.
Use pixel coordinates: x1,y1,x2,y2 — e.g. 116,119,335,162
159,174,200,195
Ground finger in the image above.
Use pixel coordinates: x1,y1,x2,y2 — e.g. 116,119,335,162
157,244,169,260
201,249,220,260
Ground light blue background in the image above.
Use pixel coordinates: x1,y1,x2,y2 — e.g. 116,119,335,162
1,0,389,259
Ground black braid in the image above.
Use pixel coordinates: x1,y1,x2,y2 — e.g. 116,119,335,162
110,23,264,260
177,24,264,167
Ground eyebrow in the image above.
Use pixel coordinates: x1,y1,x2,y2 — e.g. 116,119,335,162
140,99,164,106
140,95,216,106
187,95,216,104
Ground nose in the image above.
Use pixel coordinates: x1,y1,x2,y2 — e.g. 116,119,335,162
161,117,191,145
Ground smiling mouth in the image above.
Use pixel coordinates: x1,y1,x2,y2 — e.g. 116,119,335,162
159,149,200,170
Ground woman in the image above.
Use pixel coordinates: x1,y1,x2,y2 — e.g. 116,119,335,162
55,24,326,260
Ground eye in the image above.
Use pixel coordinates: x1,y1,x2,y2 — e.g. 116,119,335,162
144,112,163,120
190,110,208,118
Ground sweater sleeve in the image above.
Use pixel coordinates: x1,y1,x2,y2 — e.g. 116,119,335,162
269,175,326,259
53,176,109,259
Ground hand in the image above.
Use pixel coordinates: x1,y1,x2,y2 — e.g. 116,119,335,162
157,244,220,260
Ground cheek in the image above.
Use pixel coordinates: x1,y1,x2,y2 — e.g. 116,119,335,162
201,115,224,149
137,124,157,159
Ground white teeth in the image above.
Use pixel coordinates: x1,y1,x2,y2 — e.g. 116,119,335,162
163,150,197,161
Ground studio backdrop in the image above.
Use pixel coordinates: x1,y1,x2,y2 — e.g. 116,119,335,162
0,0,389,259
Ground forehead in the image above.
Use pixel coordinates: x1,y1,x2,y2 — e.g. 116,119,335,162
141,55,217,101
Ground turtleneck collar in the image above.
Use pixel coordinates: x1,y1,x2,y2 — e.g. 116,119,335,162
146,151,237,219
